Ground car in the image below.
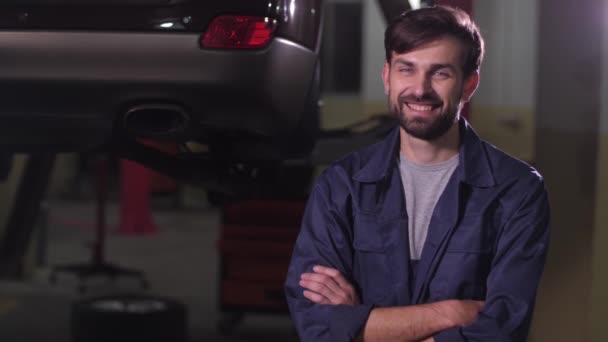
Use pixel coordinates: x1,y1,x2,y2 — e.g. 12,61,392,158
0,0,322,178
0,0,412,279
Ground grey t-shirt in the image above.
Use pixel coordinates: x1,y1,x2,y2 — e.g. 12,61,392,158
399,153,459,260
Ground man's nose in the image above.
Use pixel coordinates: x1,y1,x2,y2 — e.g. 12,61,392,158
411,74,432,97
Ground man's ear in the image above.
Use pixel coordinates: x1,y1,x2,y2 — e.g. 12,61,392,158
462,71,479,102
382,62,390,95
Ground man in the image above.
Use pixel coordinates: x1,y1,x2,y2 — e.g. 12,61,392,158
285,5,550,342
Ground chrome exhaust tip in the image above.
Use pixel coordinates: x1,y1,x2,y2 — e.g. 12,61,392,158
123,103,190,138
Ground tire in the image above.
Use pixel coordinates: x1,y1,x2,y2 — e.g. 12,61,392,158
71,293,187,342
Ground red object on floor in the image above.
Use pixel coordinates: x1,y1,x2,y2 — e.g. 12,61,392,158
217,200,307,312
118,140,178,235
118,159,159,235
139,140,178,194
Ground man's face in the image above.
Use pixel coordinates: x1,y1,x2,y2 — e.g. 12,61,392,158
382,36,479,141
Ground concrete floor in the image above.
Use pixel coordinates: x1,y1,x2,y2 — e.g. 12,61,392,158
0,196,299,342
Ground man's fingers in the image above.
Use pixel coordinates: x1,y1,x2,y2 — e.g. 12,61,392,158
312,265,358,302
299,279,330,294
303,290,329,304
299,266,360,305
299,278,344,304
313,265,354,290
301,266,359,305
312,265,340,277
301,272,342,295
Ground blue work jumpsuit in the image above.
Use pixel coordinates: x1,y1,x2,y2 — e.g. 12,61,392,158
285,119,551,341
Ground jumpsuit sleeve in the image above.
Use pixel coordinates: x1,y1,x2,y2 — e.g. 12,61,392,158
285,173,373,342
435,175,551,342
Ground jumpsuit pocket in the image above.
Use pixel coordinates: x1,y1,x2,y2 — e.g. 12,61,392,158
429,214,493,300
352,213,394,305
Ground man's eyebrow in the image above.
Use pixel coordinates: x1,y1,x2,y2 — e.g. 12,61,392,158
391,59,458,73
392,58,414,67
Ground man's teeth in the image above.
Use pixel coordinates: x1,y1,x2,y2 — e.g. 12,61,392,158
408,103,433,111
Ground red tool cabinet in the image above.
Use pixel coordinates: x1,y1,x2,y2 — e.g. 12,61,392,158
216,199,306,332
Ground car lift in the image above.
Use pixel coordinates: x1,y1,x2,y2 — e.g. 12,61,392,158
0,112,397,284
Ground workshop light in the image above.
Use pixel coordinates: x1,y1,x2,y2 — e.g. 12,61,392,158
201,15,276,49
409,0,422,9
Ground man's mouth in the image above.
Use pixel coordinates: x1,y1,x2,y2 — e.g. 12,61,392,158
407,103,433,111
404,102,439,112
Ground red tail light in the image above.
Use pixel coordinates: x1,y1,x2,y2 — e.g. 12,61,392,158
201,15,276,49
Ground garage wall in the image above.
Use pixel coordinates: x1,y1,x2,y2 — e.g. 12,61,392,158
361,0,387,116
590,0,608,339
471,0,538,162
529,0,605,340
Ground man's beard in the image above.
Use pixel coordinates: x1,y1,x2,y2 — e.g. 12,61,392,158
390,93,460,141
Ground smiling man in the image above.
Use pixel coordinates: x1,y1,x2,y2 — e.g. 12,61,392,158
285,5,550,342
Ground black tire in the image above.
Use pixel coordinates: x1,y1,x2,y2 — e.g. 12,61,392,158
71,293,187,342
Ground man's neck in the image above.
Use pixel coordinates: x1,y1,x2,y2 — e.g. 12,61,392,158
399,122,460,164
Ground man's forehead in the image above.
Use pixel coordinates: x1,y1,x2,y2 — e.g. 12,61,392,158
389,36,466,67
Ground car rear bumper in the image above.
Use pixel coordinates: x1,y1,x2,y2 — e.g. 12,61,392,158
0,31,317,151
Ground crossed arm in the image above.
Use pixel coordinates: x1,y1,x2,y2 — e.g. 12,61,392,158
300,265,483,341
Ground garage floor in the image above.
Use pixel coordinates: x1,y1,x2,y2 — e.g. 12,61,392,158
0,196,300,342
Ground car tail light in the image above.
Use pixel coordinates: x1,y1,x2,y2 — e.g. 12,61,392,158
201,15,277,49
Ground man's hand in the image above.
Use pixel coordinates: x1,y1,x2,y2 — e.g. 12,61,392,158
299,265,360,305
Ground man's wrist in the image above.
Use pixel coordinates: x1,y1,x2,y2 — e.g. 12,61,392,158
430,299,483,328
427,300,461,328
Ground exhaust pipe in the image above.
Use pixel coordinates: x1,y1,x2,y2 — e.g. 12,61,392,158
123,103,189,138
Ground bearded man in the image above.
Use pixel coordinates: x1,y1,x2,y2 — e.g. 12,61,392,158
285,5,550,342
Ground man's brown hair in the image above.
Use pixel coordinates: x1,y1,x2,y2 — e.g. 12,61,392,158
384,5,484,77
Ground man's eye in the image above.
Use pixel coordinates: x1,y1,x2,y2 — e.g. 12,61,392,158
399,68,413,74
433,71,451,79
